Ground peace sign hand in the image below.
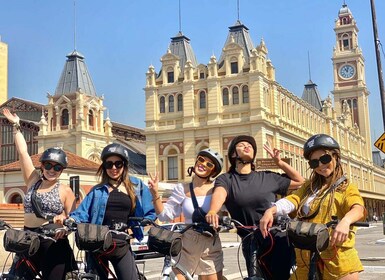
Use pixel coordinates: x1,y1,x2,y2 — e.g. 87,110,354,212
148,172,159,196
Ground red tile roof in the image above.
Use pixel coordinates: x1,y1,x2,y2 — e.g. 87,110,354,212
0,151,100,172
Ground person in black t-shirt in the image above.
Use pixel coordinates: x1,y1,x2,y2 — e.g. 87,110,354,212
206,135,304,280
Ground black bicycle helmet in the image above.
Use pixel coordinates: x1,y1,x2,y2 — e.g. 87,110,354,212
101,143,130,163
39,147,68,168
227,135,257,165
197,148,224,178
303,134,340,160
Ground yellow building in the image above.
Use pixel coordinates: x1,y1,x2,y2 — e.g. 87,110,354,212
144,4,385,216
0,37,8,105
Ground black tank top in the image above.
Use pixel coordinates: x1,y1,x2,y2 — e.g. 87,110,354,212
103,188,132,227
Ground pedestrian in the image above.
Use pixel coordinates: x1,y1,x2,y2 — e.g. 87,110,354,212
1,108,77,280
148,148,224,280
205,135,304,279
373,214,377,223
259,134,366,280
68,143,156,280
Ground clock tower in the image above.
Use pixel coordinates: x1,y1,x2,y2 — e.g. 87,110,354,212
332,4,371,146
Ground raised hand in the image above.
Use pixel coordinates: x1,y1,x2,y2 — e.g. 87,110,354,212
263,141,281,163
2,108,20,125
148,172,159,196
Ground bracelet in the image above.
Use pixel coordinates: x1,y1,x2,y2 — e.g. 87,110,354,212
207,210,217,216
152,196,161,202
13,122,21,131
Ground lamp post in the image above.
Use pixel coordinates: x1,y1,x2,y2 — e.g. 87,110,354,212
370,0,385,130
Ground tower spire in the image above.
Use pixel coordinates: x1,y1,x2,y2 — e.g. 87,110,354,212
308,51,312,81
178,0,182,33
73,0,77,51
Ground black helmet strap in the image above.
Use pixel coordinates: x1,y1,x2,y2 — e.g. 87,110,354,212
234,150,254,165
187,162,211,180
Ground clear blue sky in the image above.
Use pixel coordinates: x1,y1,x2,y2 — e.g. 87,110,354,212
1,1,384,145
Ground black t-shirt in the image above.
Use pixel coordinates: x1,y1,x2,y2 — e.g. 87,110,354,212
215,170,290,238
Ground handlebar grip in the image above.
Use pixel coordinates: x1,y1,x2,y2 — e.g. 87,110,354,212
352,222,370,227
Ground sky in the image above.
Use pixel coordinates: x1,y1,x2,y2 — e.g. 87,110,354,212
1,0,385,146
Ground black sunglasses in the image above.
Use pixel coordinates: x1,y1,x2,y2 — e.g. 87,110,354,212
104,160,124,169
308,154,332,169
43,162,64,172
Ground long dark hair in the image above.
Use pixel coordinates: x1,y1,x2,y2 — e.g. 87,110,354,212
96,158,136,213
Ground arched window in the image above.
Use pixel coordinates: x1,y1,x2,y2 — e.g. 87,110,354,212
167,149,178,180
222,88,229,105
232,87,239,104
177,94,183,111
61,109,69,126
341,33,350,51
10,193,23,204
88,110,94,127
199,91,206,109
242,85,249,103
169,95,174,112
160,96,165,113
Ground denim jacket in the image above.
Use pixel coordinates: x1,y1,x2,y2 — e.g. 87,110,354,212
70,176,156,241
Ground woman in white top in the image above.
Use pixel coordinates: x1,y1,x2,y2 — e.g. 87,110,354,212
148,148,224,280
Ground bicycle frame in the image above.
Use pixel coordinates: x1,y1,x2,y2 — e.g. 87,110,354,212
160,255,194,280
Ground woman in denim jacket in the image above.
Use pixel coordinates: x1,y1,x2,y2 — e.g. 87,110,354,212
69,143,155,280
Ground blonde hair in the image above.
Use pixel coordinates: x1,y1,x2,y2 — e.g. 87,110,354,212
297,149,347,220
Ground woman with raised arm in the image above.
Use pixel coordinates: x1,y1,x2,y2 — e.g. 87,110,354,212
69,143,156,280
205,135,304,280
148,148,224,280
1,108,76,280
260,134,366,279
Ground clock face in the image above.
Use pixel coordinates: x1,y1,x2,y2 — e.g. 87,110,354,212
339,64,355,79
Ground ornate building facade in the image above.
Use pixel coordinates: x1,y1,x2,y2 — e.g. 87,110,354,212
0,50,146,205
144,4,385,217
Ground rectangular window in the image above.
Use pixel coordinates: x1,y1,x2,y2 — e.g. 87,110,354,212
231,62,238,74
199,72,205,79
168,156,178,180
167,72,174,83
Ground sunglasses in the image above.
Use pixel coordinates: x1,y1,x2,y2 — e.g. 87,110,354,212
196,156,215,170
43,162,64,172
308,154,332,169
104,160,124,169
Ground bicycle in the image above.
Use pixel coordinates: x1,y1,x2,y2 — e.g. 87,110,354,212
64,219,147,280
130,217,231,280
0,219,76,280
290,216,369,280
220,216,294,280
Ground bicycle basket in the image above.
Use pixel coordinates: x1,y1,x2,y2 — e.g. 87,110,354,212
3,229,40,256
75,223,112,252
147,226,182,257
287,221,329,252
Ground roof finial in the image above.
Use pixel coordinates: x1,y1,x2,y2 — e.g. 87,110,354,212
178,0,182,33
237,0,240,21
343,0,347,7
73,0,77,51
307,51,312,81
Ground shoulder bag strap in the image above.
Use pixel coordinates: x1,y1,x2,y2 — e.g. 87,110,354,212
189,182,200,210
300,175,347,220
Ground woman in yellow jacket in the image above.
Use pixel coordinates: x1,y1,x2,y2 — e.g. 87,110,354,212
260,134,366,280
